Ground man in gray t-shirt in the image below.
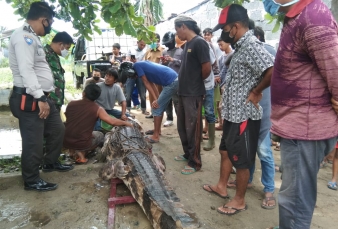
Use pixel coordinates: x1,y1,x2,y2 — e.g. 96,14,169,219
95,68,128,122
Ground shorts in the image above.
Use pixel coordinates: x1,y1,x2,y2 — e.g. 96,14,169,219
219,119,261,169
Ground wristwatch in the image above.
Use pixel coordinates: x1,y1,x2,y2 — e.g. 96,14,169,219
37,95,47,102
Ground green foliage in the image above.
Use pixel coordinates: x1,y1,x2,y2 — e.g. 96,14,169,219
0,58,9,68
0,156,21,173
264,13,284,33
6,0,162,43
213,0,250,8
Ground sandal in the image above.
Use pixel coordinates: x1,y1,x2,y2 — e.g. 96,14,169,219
261,196,276,209
217,204,248,215
202,184,230,199
174,155,187,161
181,166,196,175
227,180,252,189
327,181,337,190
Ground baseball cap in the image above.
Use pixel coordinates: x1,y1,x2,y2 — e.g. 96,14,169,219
212,4,249,32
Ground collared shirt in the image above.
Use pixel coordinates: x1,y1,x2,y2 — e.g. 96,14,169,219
44,44,65,107
9,23,54,98
143,46,165,63
221,30,274,123
127,47,147,61
271,0,338,140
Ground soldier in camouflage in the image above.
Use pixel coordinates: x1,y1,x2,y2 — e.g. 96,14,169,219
44,32,74,111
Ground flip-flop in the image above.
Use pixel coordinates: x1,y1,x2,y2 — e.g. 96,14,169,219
75,158,88,164
174,155,187,161
181,166,196,175
145,130,154,135
227,180,252,189
202,184,229,199
327,181,337,190
261,196,276,209
217,204,248,215
145,136,159,144
145,130,161,136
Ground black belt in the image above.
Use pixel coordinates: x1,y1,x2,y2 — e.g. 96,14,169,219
13,86,50,96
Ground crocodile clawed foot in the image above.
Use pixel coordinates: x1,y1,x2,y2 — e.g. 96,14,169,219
114,160,129,179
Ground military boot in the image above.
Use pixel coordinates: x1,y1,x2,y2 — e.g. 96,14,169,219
203,123,215,151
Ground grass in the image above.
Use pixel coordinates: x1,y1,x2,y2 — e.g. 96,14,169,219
0,68,13,85
0,156,21,173
0,65,82,102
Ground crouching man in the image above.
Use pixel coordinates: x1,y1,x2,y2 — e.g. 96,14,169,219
120,61,178,143
63,84,132,163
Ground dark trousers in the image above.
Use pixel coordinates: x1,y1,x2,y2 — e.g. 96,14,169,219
9,92,64,183
165,94,179,121
177,95,203,170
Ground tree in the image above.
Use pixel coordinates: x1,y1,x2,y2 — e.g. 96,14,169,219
5,0,161,42
0,26,8,49
134,0,163,26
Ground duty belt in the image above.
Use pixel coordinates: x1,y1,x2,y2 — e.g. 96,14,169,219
13,86,50,96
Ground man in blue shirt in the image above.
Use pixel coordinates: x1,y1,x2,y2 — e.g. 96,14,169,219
133,61,178,143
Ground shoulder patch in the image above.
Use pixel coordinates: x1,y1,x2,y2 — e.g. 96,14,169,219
23,35,33,45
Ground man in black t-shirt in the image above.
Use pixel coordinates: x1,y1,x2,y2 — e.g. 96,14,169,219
174,16,211,175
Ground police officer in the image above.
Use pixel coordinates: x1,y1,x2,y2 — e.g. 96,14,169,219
8,2,73,192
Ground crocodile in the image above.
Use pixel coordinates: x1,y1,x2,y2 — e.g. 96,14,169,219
99,121,200,229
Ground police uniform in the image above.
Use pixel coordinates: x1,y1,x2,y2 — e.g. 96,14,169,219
8,23,65,183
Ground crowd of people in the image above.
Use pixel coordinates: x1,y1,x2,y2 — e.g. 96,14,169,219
7,1,338,229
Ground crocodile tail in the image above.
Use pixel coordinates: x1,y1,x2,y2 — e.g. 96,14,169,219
123,152,199,229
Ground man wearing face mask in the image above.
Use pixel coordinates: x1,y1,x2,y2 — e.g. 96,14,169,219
44,32,74,111
83,68,105,88
262,0,338,229
8,2,73,192
143,33,165,119
202,4,274,215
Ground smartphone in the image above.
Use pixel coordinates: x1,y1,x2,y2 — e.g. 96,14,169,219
131,55,136,60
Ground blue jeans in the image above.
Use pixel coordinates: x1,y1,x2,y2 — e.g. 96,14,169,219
152,80,178,117
94,109,130,131
203,88,216,123
249,132,275,193
125,78,146,112
278,137,336,229
132,86,140,106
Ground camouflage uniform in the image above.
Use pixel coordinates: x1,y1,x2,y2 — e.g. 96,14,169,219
44,44,65,110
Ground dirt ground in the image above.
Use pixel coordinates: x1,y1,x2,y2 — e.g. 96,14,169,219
1,109,338,229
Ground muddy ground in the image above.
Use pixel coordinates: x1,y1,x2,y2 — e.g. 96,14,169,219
0,108,338,229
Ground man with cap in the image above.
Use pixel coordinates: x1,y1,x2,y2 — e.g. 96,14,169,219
161,32,185,127
8,2,73,192
174,16,211,175
262,0,338,228
202,4,274,214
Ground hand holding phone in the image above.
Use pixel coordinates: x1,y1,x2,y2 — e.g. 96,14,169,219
131,55,136,60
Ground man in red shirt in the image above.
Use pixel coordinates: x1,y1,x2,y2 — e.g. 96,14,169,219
263,0,338,228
